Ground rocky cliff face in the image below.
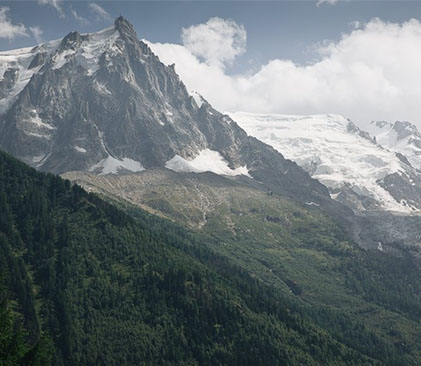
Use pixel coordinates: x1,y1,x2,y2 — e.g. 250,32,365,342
0,18,232,173
0,17,332,206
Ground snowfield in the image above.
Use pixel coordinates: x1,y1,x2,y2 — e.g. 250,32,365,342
89,156,145,175
0,26,120,115
366,120,421,171
230,112,418,213
166,149,250,177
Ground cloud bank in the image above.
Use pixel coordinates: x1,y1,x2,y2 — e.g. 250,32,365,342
0,7,28,39
147,17,421,128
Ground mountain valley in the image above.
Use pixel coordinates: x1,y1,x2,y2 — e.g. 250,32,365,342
0,16,420,366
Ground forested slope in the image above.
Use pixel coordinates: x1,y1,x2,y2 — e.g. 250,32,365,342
0,150,419,365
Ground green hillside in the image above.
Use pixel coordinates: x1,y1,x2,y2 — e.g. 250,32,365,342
0,151,420,365
65,169,421,364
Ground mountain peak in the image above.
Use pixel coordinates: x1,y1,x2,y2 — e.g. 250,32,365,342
114,16,137,40
392,120,421,140
58,31,86,53
115,15,129,25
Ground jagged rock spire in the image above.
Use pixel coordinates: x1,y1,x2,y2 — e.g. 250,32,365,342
114,16,138,43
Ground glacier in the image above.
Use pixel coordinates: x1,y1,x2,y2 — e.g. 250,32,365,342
230,112,420,213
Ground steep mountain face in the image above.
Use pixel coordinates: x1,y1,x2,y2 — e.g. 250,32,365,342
366,120,421,171
230,112,421,214
0,17,332,209
1,20,213,172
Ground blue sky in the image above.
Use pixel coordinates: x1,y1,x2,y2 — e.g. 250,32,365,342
2,1,421,73
1,1,421,126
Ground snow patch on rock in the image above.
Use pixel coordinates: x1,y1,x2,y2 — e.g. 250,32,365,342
27,110,56,130
26,131,51,140
52,49,75,70
190,91,204,108
94,80,112,95
89,156,145,175
53,26,120,75
0,42,58,114
74,146,87,153
166,149,249,177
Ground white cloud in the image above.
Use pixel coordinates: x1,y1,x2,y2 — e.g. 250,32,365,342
147,18,421,129
181,17,246,69
316,0,338,7
29,26,43,44
38,0,64,17
0,7,28,39
70,9,88,25
89,3,111,22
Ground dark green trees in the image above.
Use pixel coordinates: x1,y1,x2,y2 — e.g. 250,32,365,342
0,150,419,365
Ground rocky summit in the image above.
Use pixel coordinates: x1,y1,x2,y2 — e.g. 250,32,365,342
0,17,333,207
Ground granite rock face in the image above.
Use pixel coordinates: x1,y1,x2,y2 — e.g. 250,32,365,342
0,17,331,204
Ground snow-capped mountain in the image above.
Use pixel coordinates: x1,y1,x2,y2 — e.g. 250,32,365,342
366,120,421,171
1,17,421,255
230,112,421,214
0,18,249,174
0,17,336,210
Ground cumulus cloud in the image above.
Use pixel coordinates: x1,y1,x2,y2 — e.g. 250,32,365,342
89,3,111,22
181,17,246,69
38,0,64,17
147,18,421,128
29,26,43,44
0,7,28,39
